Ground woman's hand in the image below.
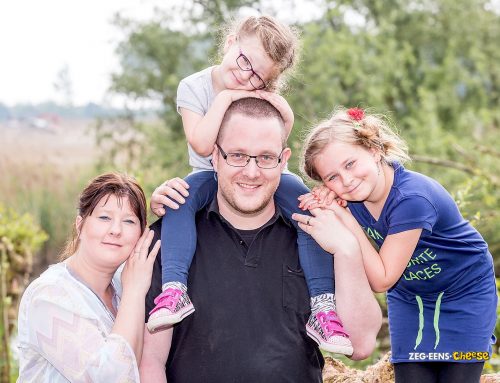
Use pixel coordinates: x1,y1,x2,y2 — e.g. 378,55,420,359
150,177,190,217
292,205,359,255
121,228,161,296
256,91,294,134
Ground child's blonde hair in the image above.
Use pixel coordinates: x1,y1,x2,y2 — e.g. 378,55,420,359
219,15,300,92
301,107,411,182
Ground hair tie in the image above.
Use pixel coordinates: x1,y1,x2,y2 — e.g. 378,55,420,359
347,107,365,121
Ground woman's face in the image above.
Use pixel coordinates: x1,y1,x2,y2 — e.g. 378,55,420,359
76,194,142,270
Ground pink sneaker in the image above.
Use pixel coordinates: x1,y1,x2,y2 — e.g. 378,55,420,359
306,293,353,355
147,282,195,332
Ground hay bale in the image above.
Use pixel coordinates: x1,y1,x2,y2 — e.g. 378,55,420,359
322,352,499,383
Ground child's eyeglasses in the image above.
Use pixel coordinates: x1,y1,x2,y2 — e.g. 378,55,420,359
236,48,267,90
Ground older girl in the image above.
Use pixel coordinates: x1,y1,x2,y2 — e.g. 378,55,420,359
294,107,497,383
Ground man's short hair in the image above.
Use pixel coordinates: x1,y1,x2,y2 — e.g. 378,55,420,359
218,98,287,147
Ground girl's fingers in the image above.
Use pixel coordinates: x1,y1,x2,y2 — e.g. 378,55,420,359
325,192,336,205
336,198,347,208
298,193,316,210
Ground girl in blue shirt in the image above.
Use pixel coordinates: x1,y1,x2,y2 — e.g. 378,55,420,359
294,107,497,383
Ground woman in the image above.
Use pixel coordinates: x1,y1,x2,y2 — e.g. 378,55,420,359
17,173,160,382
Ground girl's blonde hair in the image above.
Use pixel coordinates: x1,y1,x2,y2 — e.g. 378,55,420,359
301,107,411,182
220,15,300,92
61,173,147,260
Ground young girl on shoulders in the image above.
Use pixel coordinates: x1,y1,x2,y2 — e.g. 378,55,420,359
294,107,497,382
146,15,353,355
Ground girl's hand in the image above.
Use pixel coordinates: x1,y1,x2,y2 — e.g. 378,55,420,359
150,177,190,217
292,207,358,255
256,91,294,134
298,185,347,210
221,89,260,102
121,228,161,296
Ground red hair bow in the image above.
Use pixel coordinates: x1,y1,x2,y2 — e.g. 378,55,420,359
347,108,364,121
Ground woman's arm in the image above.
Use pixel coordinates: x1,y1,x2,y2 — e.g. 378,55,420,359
113,228,160,362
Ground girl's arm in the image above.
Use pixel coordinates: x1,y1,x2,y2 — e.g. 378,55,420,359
346,219,421,292
183,89,258,156
291,207,382,359
298,200,421,293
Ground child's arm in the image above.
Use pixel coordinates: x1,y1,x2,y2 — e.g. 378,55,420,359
291,206,382,359
183,89,258,156
298,200,421,293
347,219,421,292
256,91,294,137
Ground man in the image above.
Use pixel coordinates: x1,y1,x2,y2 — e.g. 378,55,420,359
141,98,382,382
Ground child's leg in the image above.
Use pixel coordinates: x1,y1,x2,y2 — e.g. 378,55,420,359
275,172,352,355
161,170,217,285
275,172,334,297
148,170,216,332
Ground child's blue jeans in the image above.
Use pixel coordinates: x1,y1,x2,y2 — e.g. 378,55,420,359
161,170,334,297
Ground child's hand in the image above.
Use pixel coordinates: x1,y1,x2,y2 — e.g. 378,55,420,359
221,89,260,103
311,185,347,208
256,91,294,135
297,192,316,211
298,185,347,210
150,177,190,217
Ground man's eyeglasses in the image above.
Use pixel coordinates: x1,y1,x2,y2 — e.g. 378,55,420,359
236,48,267,90
216,144,283,169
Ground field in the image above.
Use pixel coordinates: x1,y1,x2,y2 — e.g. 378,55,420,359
0,118,99,275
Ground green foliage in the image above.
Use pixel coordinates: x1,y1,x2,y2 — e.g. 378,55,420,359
0,205,48,382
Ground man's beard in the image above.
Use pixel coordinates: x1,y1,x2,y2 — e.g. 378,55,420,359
218,178,277,216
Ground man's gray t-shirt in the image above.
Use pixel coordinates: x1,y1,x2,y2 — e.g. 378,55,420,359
176,66,215,172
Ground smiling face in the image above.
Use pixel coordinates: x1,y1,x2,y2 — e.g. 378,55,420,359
76,194,142,270
212,112,291,225
314,141,383,202
217,34,278,91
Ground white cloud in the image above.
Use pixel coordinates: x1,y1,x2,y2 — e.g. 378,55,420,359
0,0,159,106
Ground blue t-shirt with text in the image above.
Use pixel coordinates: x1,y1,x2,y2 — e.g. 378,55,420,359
348,164,497,363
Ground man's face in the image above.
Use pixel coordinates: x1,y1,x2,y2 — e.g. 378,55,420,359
213,113,291,218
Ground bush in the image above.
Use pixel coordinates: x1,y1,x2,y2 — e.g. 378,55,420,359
0,205,47,382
